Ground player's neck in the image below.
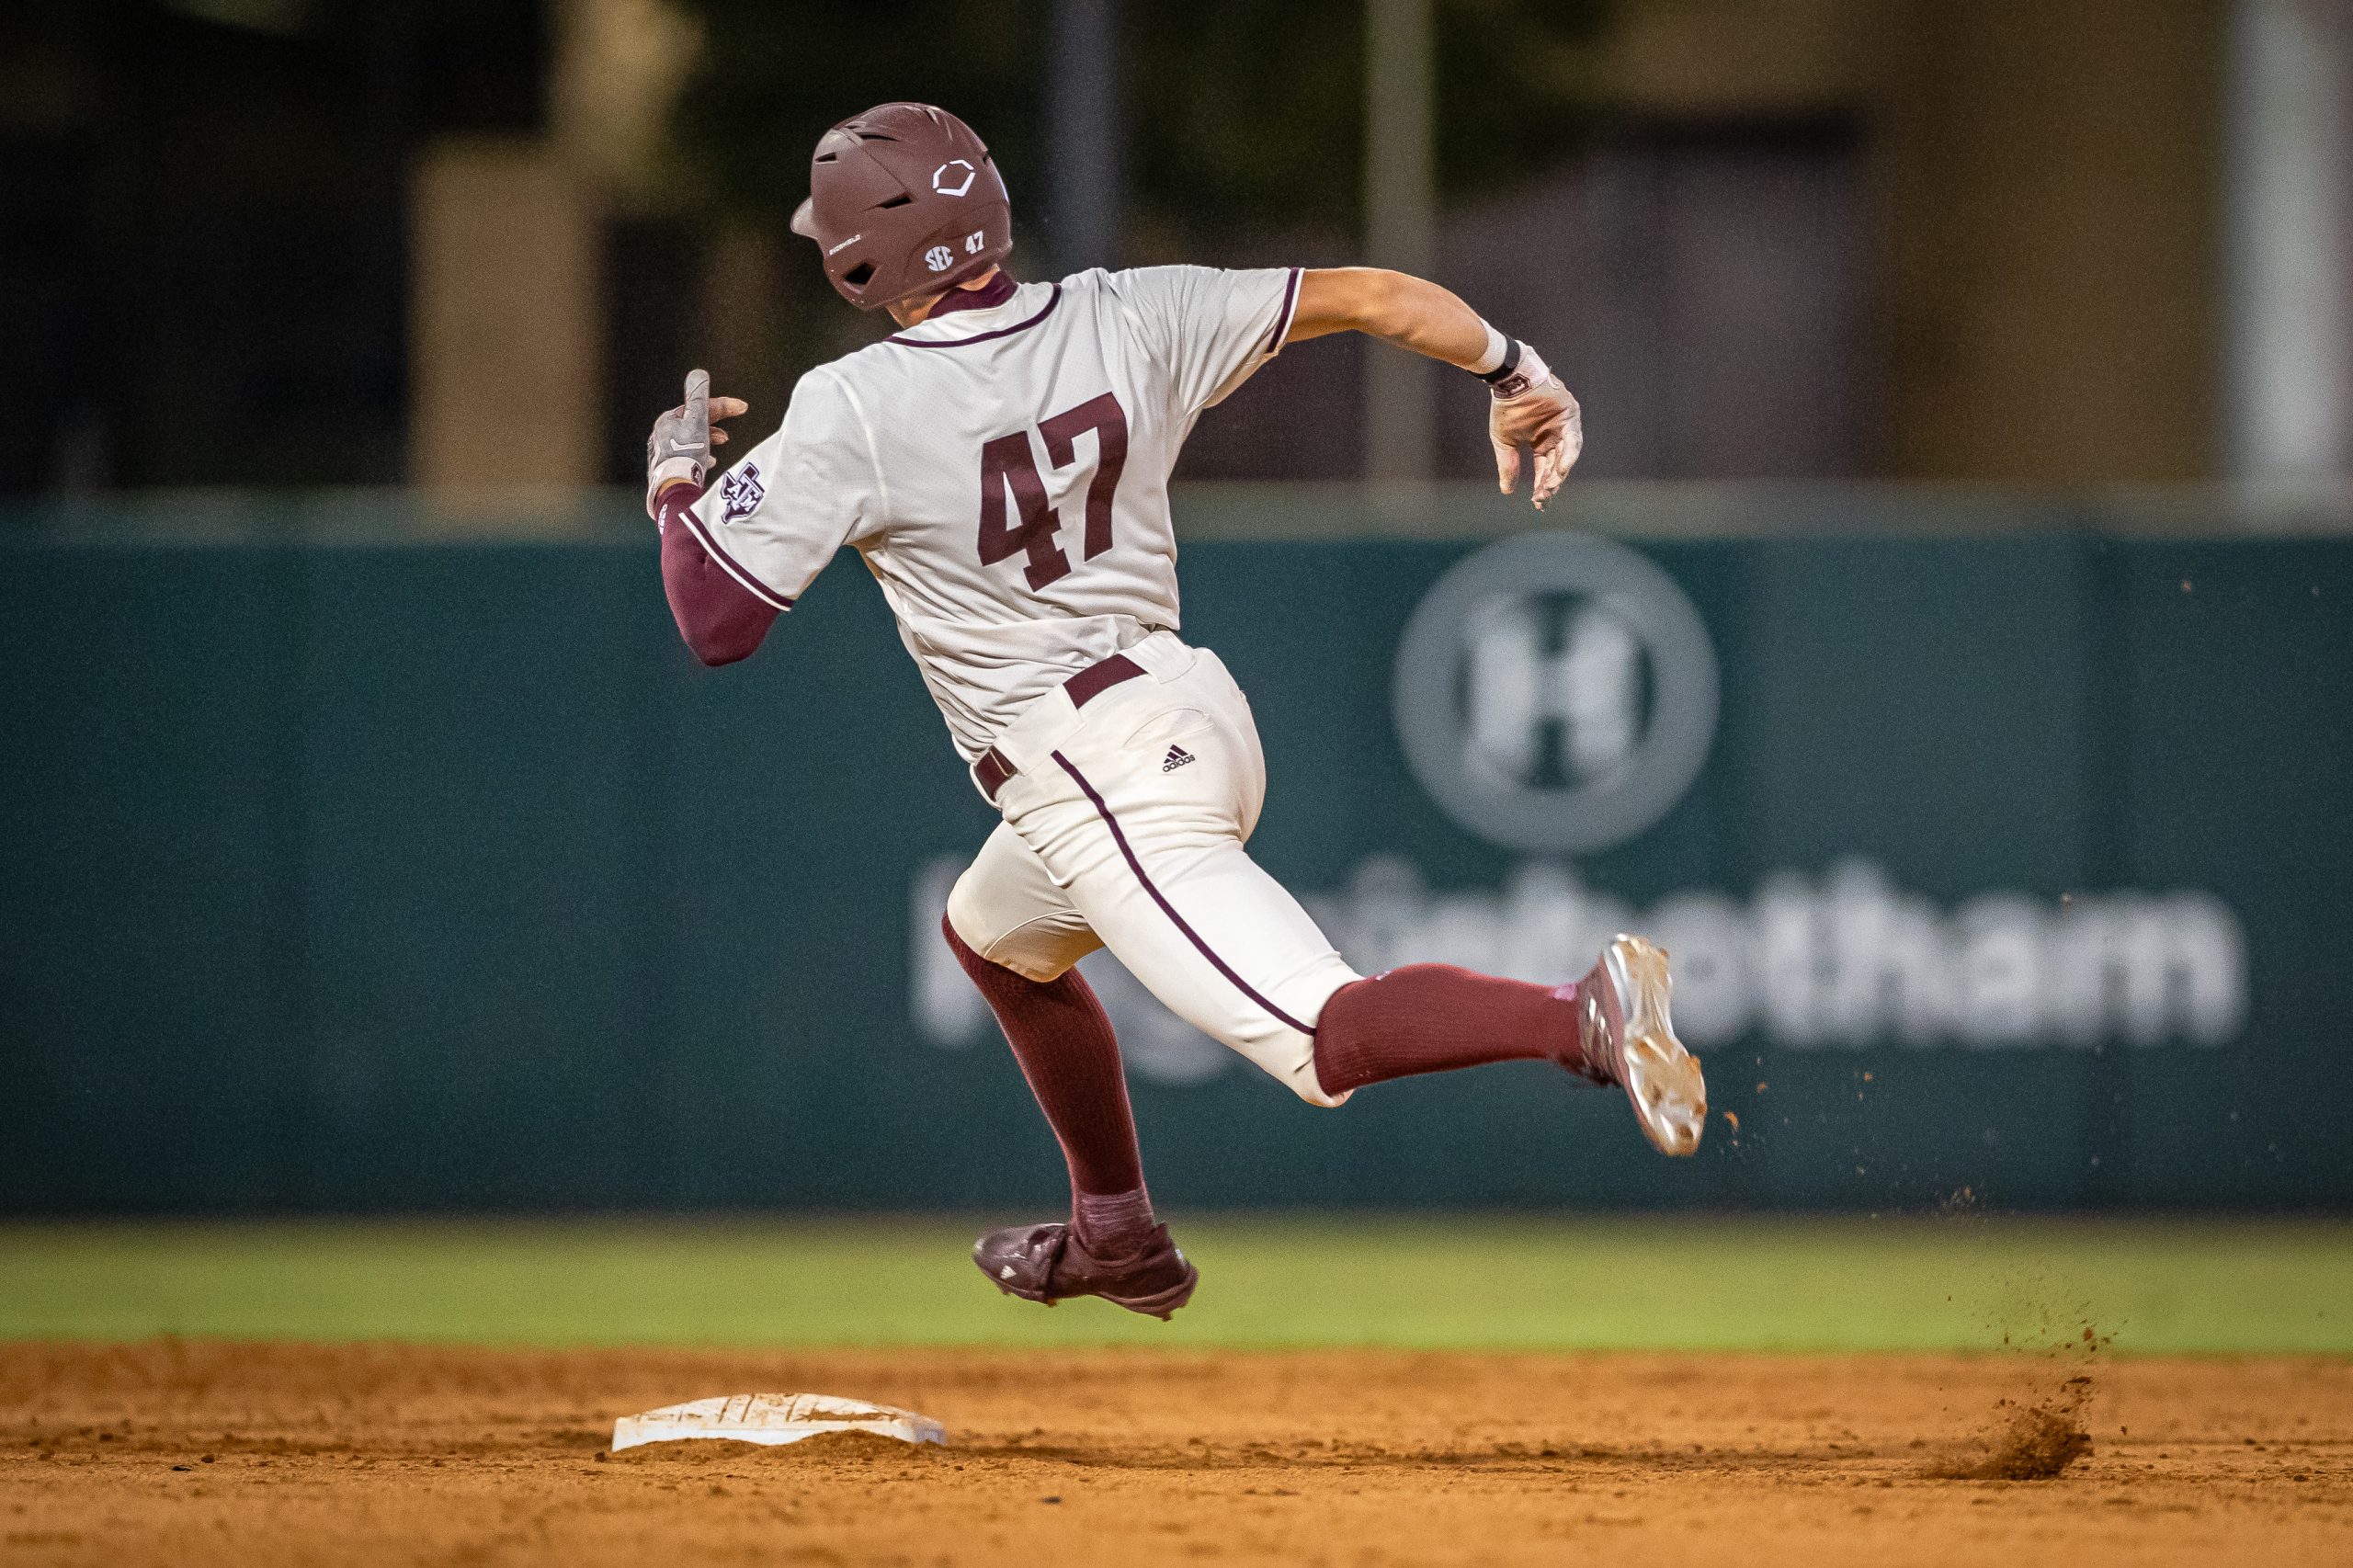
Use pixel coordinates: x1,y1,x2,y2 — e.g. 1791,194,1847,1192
889,267,1012,328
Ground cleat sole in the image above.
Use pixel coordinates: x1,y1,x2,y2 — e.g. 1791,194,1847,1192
1606,936,1708,1156
1099,1274,1198,1320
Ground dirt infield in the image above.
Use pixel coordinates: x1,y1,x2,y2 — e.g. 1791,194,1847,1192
2,1340,2347,1566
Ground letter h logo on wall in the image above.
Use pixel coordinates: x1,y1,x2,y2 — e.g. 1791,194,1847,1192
1394,533,1721,855
1463,598,1641,791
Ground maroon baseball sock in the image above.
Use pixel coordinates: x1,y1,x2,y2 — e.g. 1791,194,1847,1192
942,915,1158,1254
1312,964,1597,1097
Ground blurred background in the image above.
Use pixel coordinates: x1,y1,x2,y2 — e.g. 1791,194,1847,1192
13,0,2353,495
2,1,2349,1230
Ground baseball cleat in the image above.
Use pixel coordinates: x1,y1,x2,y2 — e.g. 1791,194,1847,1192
1564,934,1708,1156
972,1221,1199,1320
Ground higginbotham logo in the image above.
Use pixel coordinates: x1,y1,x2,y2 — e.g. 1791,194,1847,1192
1392,531,1720,855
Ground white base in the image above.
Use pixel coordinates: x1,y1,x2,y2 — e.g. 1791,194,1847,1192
611,1392,946,1453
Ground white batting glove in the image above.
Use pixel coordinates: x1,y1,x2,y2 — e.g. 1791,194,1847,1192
1486,343,1582,510
645,369,750,520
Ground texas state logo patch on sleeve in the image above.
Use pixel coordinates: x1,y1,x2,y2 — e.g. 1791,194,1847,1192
719,463,765,524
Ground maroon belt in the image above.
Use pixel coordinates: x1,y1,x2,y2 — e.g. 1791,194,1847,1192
972,653,1145,801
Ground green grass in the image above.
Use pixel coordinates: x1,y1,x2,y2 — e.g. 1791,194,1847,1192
1,1216,2346,1355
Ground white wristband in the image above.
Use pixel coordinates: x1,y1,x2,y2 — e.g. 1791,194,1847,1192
646,456,703,522
1486,342,1553,401
1469,321,1511,377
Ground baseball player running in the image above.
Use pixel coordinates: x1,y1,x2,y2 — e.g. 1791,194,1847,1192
645,103,1706,1320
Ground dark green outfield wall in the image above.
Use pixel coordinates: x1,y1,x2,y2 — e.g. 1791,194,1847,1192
2,505,2347,1213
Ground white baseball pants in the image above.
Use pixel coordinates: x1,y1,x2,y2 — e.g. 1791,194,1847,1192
944,631,1362,1106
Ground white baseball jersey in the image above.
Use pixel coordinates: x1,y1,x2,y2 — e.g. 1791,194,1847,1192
684,265,1304,760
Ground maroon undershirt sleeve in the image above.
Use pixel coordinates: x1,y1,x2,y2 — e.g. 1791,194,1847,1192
655,484,779,666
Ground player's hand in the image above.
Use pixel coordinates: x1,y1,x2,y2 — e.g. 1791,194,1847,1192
1487,346,1582,510
644,369,750,517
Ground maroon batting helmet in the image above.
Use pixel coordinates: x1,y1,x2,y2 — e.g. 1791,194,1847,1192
790,103,1014,312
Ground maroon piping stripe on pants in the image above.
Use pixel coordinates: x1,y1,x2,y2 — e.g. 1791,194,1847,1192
1050,749,1319,1038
